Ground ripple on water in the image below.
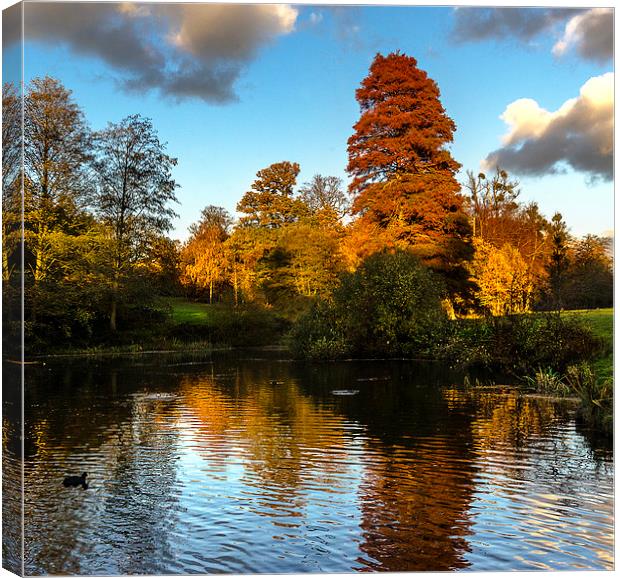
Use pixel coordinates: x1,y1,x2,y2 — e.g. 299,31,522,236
18,358,614,574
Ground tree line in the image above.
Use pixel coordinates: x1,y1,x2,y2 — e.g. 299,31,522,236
177,53,611,317
3,77,178,350
2,53,612,352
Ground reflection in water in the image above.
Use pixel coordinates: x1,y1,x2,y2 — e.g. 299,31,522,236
12,352,614,574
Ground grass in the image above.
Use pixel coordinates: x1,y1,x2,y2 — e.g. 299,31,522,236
563,308,613,344
563,308,613,379
163,297,226,325
161,297,291,347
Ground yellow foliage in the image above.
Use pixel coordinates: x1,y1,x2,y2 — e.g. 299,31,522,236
471,238,533,316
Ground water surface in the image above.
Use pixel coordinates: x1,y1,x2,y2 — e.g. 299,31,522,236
3,350,614,574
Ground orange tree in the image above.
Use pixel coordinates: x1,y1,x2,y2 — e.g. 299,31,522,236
347,52,473,303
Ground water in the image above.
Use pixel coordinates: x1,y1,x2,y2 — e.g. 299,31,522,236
3,350,614,574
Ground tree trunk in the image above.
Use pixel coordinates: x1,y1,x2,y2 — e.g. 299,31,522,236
110,273,119,332
233,265,238,307
110,300,117,332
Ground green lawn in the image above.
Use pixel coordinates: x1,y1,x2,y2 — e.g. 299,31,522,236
163,297,225,324
563,308,613,379
564,308,613,344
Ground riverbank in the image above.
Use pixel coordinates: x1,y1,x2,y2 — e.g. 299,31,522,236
21,303,612,436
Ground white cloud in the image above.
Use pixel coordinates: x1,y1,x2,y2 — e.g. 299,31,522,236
484,73,613,181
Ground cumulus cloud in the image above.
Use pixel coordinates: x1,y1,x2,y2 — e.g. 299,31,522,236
14,2,298,103
484,73,613,182
553,8,613,62
453,7,612,62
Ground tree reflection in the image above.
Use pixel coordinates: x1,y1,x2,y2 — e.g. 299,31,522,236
18,355,613,574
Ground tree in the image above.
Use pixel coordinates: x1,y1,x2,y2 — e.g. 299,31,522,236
237,161,307,228
92,114,178,330
292,250,447,358
564,235,613,309
470,238,532,316
298,174,349,223
346,52,472,298
23,76,92,285
464,168,520,243
2,83,22,284
545,212,570,310
181,206,233,302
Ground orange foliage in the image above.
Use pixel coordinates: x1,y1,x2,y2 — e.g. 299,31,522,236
346,52,472,295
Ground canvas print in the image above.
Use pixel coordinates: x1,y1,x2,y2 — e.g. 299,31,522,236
1,2,614,575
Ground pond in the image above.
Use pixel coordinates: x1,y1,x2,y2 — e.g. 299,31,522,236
3,350,614,574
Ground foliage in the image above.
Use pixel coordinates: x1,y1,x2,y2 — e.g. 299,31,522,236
165,302,290,347
298,174,350,223
2,83,22,284
463,168,551,315
523,360,613,437
465,168,520,242
291,250,447,359
237,161,307,228
470,238,533,315
347,52,473,300
21,77,93,286
439,313,603,376
523,367,569,395
544,212,570,310
565,363,613,435
92,113,179,329
180,206,232,302
563,235,613,309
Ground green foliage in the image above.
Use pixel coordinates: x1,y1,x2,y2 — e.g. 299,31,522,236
564,236,613,309
565,363,613,435
291,250,447,359
440,313,603,375
289,300,351,359
523,361,613,437
166,303,289,347
523,367,569,395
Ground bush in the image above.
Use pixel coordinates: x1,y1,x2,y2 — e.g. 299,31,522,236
440,313,603,375
291,250,447,359
289,300,350,359
566,363,613,435
167,305,289,347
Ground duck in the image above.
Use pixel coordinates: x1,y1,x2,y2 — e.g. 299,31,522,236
63,472,88,489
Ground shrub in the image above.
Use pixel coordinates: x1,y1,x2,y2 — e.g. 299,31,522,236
440,313,603,375
166,305,289,347
524,367,569,395
291,250,447,359
566,363,613,435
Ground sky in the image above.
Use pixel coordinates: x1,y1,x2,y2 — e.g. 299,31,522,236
2,2,614,241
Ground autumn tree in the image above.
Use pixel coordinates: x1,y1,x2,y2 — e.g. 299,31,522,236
464,168,520,243
471,238,532,316
225,227,268,306
181,206,233,302
347,52,472,298
464,168,550,311
237,161,307,228
92,114,178,330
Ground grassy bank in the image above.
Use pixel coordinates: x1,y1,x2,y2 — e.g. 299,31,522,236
562,308,613,379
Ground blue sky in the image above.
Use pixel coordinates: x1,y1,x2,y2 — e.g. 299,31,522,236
3,3,614,240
